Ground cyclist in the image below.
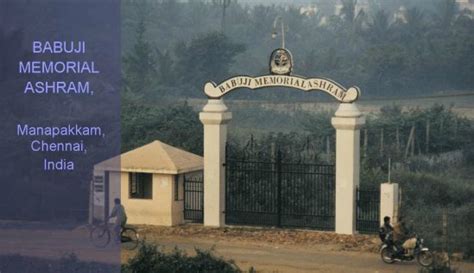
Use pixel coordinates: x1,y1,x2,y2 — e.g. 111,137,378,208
109,198,128,242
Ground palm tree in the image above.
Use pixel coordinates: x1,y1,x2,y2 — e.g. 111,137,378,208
367,9,390,43
337,0,367,54
434,0,457,30
340,0,357,25
340,0,367,32
404,7,425,38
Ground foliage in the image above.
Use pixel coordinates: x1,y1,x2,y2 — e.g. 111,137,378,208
121,97,203,155
419,255,458,273
393,170,474,255
394,171,474,210
225,103,474,175
121,0,474,99
299,104,474,173
174,32,246,89
122,243,242,273
123,17,157,95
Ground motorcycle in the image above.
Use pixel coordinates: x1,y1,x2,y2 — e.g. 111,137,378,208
380,232,434,267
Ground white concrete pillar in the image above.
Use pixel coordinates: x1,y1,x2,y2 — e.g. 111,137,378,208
380,183,400,225
199,99,232,227
331,103,365,234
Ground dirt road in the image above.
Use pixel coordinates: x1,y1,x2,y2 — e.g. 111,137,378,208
129,236,474,273
1,227,473,273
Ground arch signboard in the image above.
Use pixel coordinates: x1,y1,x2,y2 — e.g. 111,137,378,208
203,48,360,103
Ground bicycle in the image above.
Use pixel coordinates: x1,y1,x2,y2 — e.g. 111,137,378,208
89,222,140,250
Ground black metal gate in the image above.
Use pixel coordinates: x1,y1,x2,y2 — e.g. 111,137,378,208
356,187,380,233
184,173,203,223
225,150,335,230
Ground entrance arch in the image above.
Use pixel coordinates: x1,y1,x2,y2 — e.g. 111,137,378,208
199,55,365,235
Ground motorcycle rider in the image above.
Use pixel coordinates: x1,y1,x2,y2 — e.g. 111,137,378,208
379,216,393,242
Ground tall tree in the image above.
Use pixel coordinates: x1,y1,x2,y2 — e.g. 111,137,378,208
340,0,367,33
174,32,245,90
123,18,157,94
156,49,175,86
434,0,457,30
404,7,425,37
367,9,391,43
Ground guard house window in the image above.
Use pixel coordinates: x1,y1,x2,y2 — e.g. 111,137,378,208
129,173,152,199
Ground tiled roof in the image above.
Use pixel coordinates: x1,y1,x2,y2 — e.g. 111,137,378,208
95,140,203,174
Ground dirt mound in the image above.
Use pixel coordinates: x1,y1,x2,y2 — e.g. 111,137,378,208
137,225,381,253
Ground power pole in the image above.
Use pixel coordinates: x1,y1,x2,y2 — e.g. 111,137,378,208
272,16,287,49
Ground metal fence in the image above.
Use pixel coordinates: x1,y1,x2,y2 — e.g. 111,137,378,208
225,148,335,230
183,174,204,223
356,187,380,234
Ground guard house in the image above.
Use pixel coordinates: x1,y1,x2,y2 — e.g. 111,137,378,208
91,140,203,226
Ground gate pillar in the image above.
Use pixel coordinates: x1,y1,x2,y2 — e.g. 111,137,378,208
199,99,232,227
380,183,400,225
331,103,365,234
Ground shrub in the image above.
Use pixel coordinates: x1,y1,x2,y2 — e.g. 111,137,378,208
122,243,244,273
419,253,457,273
393,170,474,256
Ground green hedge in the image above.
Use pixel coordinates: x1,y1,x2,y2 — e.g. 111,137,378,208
394,171,474,256
122,243,244,273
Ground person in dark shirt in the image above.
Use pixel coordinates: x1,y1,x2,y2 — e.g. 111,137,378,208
379,216,394,242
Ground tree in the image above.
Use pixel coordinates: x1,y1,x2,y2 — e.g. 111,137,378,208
121,101,203,155
212,0,233,33
120,0,474,99
404,7,425,38
160,0,181,26
340,0,367,34
174,32,245,90
367,9,391,43
123,18,157,94
156,49,175,86
434,0,457,30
